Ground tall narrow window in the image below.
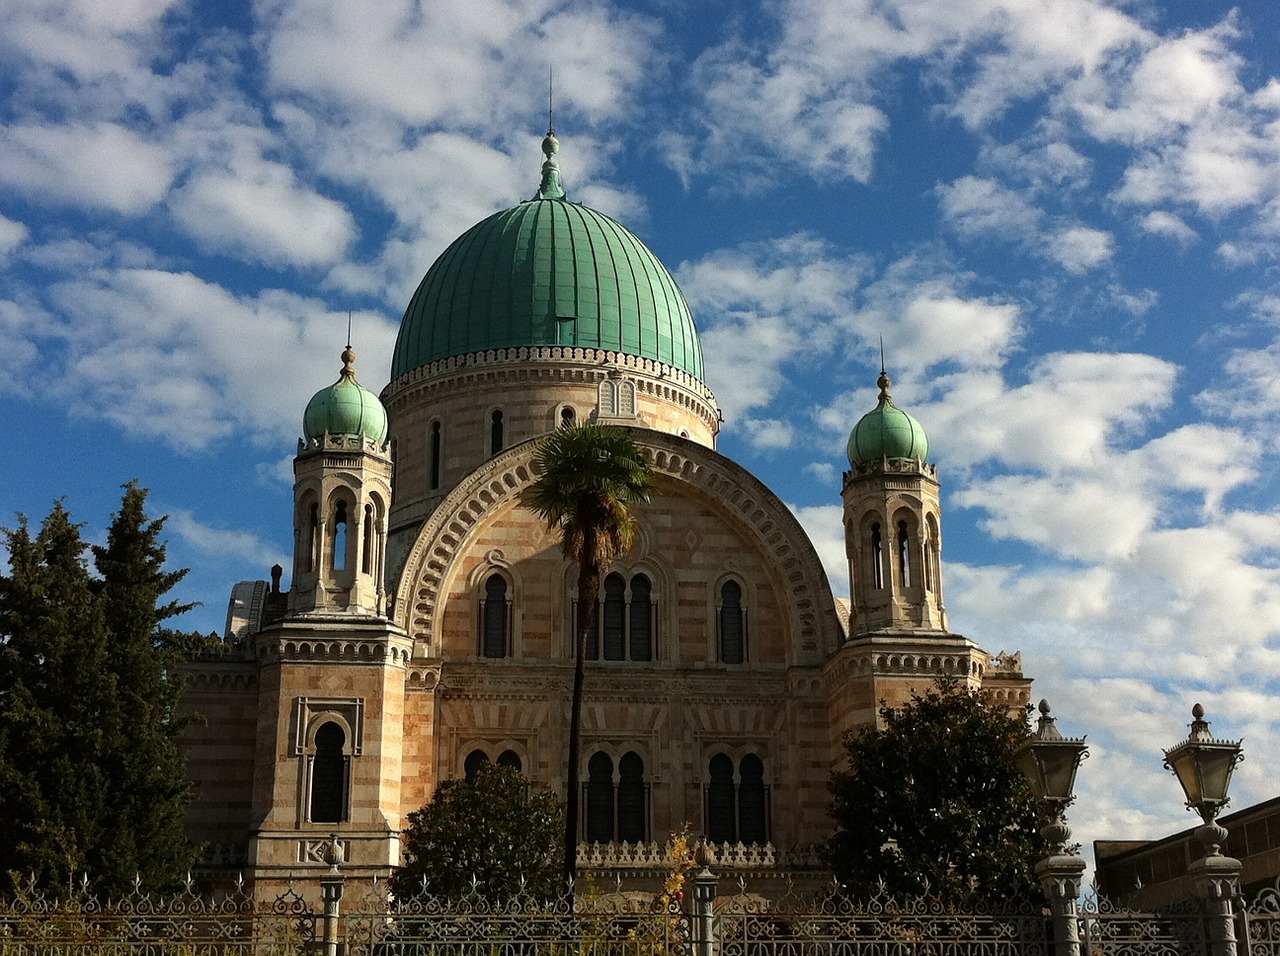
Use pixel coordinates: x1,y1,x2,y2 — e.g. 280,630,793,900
310,722,347,823
707,753,736,843
482,574,509,658
306,502,319,573
617,752,647,844
704,753,769,845
897,520,911,588
719,581,744,664
629,574,652,662
602,573,626,660
738,754,768,845
586,753,614,843
333,501,349,571
429,421,441,490
464,749,488,782
490,409,504,455
362,503,374,574
390,438,398,492
871,523,884,589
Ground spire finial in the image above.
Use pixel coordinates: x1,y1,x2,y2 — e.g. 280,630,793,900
536,85,565,201
548,66,555,136
880,337,890,401
341,313,356,380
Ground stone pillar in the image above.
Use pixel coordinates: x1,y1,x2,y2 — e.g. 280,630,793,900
319,834,346,956
692,858,718,956
1036,853,1086,956
1190,852,1242,956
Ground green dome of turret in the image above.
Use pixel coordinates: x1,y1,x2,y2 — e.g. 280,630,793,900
390,132,704,382
847,370,928,467
304,346,388,443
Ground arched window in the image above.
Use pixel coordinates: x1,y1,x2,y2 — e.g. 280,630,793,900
602,573,626,660
464,749,488,782
310,722,348,823
496,750,522,773
560,406,576,428
490,409,504,455
738,754,768,845
481,574,509,658
332,501,349,572
718,581,745,664
429,421,441,490
629,574,652,661
704,753,769,845
897,520,911,588
583,572,657,662
707,753,736,844
306,502,319,573
870,522,884,589
362,503,374,575
586,753,614,843
617,752,647,844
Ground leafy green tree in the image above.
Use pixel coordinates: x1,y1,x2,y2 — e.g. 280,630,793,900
391,763,565,902
826,681,1055,906
527,423,653,892
0,486,199,897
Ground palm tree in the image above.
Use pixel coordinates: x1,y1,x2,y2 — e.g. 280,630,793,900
527,423,654,894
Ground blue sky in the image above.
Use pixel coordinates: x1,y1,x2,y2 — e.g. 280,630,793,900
4,0,1280,867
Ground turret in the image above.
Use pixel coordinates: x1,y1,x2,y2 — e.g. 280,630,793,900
291,345,392,615
841,368,946,635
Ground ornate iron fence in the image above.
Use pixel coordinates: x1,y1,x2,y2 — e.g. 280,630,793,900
0,876,317,955
4,872,1280,955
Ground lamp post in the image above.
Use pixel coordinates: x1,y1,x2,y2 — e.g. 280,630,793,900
1014,699,1088,956
1163,703,1244,956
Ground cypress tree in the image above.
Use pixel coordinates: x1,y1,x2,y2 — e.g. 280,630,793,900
0,487,199,898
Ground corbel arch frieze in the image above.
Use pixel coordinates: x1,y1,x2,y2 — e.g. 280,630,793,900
393,439,542,642
634,430,840,659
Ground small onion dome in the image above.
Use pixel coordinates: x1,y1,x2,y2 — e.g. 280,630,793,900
303,345,388,444
847,369,928,467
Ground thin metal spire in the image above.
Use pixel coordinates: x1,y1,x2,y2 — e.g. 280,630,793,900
879,334,885,374
346,310,353,349
548,66,555,135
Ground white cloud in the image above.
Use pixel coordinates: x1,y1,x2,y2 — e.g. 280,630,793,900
170,156,357,268
167,508,289,567
0,123,175,214
0,215,28,256
788,503,847,598
1049,225,1114,273
937,176,1041,237
742,418,794,450
41,268,397,451
1140,211,1198,244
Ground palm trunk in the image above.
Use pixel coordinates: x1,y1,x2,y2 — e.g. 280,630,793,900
563,555,601,901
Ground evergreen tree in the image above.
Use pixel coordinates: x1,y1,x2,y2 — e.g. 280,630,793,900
391,763,565,903
0,487,199,897
826,681,1055,906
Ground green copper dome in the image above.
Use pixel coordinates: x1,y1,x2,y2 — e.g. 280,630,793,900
391,133,704,382
304,346,388,444
847,370,929,467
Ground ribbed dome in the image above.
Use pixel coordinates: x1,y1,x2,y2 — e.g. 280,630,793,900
847,370,928,467
304,346,388,444
390,134,704,382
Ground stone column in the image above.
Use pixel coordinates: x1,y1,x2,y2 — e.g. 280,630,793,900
1189,849,1243,956
692,856,718,956
319,834,346,956
1036,852,1086,956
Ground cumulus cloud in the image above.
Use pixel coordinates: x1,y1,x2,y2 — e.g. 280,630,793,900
0,215,29,256
167,508,289,567
1140,211,1198,244
39,268,397,451
0,123,175,214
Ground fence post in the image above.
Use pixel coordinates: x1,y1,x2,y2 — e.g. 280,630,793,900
1190,853,1242,956
1036,853,1086,956
319,833,346,956
692,847,718,956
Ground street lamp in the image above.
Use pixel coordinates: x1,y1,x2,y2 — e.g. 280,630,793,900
1015,699,1088,848
1162,703,1245,956
1014,699,1088,956
1162,703,1244,856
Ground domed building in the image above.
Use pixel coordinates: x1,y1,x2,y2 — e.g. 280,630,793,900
178,133,1031,895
